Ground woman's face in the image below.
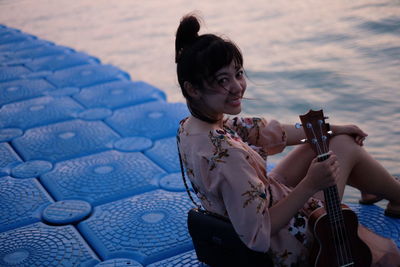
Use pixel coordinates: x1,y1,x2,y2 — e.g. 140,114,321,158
200,60,247,119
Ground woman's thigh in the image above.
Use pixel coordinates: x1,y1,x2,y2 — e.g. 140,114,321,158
270,144,316,187
272,135,359,198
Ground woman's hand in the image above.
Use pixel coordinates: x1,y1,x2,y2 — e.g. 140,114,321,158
269,151,340,234
332,124,368,146
303,151,340,193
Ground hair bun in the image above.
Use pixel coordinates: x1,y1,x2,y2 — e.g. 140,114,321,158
175,14,201,63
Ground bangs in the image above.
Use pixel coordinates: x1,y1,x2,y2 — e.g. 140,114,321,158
196,36,243,83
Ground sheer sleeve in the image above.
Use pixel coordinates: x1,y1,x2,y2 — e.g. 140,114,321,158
214,147,272,252
227,117,287,155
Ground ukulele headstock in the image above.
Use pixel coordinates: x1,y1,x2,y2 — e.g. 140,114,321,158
299,110,331,160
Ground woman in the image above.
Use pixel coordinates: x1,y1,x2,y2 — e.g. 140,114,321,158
175,14,400,266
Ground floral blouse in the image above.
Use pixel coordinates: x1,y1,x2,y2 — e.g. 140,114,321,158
177,116,323,266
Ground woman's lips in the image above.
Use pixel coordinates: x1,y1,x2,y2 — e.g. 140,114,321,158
228,98,241,107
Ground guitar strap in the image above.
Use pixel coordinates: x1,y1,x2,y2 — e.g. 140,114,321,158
176,136,202,209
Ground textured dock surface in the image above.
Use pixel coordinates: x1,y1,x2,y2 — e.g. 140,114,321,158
0,25,399,266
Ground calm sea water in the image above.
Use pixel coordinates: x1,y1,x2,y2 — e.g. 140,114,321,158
1,0,399,205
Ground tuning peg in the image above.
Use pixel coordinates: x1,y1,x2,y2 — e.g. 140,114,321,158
300,139,308,144
327,130,333,136
295,123,302,129
324,116,329,120
311,138,318,144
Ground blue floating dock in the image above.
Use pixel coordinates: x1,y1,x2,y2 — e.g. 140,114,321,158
78,190,194,265
0,79,56,105
0,24,399,266
41,150,166,206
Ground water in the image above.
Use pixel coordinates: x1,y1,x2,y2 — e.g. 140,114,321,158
1,0,399,205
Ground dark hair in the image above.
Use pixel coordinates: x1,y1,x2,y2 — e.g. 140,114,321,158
175,14,244,123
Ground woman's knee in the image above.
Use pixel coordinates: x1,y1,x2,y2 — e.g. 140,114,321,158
330,134,360,151
329,134,364,162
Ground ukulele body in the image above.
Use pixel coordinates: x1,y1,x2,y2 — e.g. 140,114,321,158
309,204,372,267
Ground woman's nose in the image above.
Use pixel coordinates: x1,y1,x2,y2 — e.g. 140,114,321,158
230,78,245,95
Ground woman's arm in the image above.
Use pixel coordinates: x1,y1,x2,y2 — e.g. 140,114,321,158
283,124,307,146
283,123,368,146
269,152,339,235
218,147,339,247
331,124,368,146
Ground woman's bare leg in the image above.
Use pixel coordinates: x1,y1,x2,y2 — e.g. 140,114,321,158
331,135,400,209
272,134,400,208
359,192,383,204
270,143,315,188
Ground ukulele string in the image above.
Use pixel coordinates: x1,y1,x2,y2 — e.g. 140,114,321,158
321,134,349,265
320,122,354,265
310,126,343,264
309,126,323,156
327,177,348,265
317,121,346,263
318,120,329,154
311,124,350,266
318,123,353,265
334,185,354,265
327,186,351,265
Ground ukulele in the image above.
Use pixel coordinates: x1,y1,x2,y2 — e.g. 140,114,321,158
299,110,372,267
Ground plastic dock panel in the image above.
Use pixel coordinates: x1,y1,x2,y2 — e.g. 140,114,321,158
40,150,166,206
147,250,204,267
73,80,166,109
24,52,99,72
105,101,189,140
7,45,73,62
159,172,189,192
0,176,53,232
0,66,31,82
0,79,56,106
0,223,100,266
0,39,52,53
12,120,120,162
0,142,22,173
78,190,194,265
0,96,85,129
144,137,181,173
46,64,130,88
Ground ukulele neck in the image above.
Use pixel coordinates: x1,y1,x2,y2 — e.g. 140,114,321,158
317,151,344,225
323,185,344,224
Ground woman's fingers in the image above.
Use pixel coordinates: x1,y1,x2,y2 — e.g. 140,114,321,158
352,125,368,137
355,135,366,146
307,152,339,190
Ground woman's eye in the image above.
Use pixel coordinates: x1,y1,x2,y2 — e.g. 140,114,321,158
236,70,244,78
218,78,228,85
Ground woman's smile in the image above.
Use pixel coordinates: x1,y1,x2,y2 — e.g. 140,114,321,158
227,97,242,107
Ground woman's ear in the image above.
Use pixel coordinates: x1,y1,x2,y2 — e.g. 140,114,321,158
184,81,201,99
